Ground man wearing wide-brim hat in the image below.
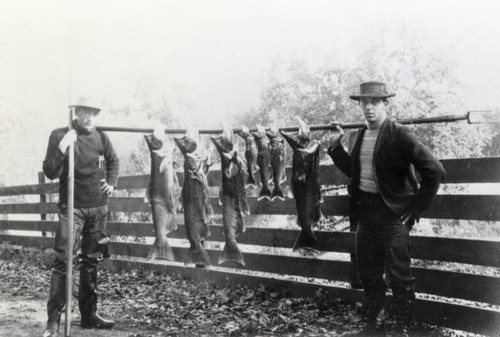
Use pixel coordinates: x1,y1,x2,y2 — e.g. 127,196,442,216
42,96,119,336
328,81,445,337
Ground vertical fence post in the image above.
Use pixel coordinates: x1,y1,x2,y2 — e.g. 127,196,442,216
349,218,363,289
38,172,47,237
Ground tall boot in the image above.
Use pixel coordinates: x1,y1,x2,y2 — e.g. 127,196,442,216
43,270,66,337
343,285,386,336
78,266,115,329
387,287,414,337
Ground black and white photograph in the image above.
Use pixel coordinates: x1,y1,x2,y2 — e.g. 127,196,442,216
0,1,499,336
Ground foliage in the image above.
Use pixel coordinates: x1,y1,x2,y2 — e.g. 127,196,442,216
235,30,493,160
482,123,500,156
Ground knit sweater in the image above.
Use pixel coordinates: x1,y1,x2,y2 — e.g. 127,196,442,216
43,121,119,208
359,128,380,193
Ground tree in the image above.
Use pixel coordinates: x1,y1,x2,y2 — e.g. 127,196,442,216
237,28,493,160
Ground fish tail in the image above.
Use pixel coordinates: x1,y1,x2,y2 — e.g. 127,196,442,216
147,238,175,261
271,187,285,201
186,245,212,267
257,186,272,201
218,240,245,267
292,228,318,251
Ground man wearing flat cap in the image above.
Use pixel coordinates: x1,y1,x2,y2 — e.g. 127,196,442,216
328,81,445,337
42,97,119,337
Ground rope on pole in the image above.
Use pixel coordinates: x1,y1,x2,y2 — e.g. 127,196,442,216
65,107,75,337
96,111,497,135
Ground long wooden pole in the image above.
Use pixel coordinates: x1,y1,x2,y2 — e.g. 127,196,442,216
95,111,496,134
65,107,75,337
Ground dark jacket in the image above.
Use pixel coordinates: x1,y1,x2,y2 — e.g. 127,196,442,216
328,118,445,218
43,121,119,208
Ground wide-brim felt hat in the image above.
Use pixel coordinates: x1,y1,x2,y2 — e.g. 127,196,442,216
69,95,102,112
349,81,395,101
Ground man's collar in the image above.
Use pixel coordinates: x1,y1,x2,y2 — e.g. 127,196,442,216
366,116,387,130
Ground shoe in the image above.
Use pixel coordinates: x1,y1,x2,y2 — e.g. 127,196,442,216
81,313,115,329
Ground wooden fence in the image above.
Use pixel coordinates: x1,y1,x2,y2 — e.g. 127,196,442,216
0,157,499,335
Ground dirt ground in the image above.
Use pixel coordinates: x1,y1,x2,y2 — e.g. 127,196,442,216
0,291,149,337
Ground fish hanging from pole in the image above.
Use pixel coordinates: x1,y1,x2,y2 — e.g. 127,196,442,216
266,125,286,201
280,117,322,251
211,124,249,266
174,127,213,267
251,124,272,201
144,125,180,260
235,126,258,189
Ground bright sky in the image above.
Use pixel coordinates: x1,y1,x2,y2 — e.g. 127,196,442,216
1,0,500,183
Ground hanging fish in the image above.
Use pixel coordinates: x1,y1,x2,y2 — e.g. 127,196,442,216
144,125,180,260
280,117,322,251
174,128,213,267
266,125,286,201
235,126,258,188
211,125,248,266
251,124,272,200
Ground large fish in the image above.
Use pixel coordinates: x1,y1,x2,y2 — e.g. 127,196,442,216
251,124,272,200
174,129,213,267
211,125,248,266
144,126,180,260
266,125,286,201
280,118,322,251
235,126,258,188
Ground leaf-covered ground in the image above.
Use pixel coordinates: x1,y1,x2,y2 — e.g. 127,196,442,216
0,244,481,337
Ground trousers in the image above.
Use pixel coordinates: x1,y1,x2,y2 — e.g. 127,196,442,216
355,191,415,293
53,204,110,272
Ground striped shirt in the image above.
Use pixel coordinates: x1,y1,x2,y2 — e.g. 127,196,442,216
359,129,380,193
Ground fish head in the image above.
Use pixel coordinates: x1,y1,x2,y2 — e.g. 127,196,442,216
144,133,163,152
174,135,197,154
280,117,311,149
266,125,280,140
280,131,300,149
210,124,234,153
235,125,250,139
251,124,267,139
145,123,169,152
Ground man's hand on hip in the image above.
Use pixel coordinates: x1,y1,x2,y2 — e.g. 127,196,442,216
101,180,114,195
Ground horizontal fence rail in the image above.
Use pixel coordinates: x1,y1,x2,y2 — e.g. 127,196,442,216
0,156,499,335
2,220,500,267
1,194,499,221
1,157,499,197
